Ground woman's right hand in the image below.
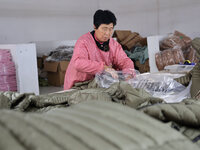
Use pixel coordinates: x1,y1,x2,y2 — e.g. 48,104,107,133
104,65,118,79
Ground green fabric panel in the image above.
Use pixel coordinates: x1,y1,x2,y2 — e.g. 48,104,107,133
125,46,149,64
0,101,199,150
191,37,200,58
140,102,200,127
0,124,26,150
174,72,192,86
191,63,200,98
0,94,11,109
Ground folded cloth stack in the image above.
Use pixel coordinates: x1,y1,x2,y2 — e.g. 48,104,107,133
113,30,149,73
0,49,17,91
113,30,146,50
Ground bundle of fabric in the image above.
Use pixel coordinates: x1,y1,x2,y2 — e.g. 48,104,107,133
0,100,199,150
45,45,74,62
160,30,192,51
1,43,200,148
113,30,149,73
155,48,185,70
183,46,199,63
0,49,17,92
160,34,187,51
158,31,199,71
113,30,146,50
0,80,200,149
124,46,150,73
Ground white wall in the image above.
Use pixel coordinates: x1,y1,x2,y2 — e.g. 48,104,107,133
0,15,92,44
0,0,200,45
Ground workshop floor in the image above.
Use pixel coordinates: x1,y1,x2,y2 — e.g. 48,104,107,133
39,86,63,95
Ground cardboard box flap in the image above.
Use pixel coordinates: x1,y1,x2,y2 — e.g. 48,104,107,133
44,61,59,72
59,61,70,72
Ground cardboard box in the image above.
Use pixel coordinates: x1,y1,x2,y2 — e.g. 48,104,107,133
44,61,69,86
135,59,150,73
37,57,43,69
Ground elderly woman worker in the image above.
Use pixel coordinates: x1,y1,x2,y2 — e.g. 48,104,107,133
64,9,135,90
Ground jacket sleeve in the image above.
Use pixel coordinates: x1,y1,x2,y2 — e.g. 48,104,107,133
113,42,136,76
72,39,104,75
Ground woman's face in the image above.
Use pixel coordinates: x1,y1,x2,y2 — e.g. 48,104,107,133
94,23,114,42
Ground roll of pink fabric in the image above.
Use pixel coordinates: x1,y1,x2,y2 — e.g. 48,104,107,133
0,49,17,92
0,75,16,84
0,49,12,62
0,62,16,75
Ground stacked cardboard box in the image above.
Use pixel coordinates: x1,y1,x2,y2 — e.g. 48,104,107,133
44,61,69,86
113,30,146,50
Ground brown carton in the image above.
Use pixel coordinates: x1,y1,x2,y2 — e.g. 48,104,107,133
37,57,43,69
44,61,69,86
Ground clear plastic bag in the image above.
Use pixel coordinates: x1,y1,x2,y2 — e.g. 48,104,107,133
160,34,186,50
128,73,190,103
96,70,191,103
164,64,194,73
95,69,140,88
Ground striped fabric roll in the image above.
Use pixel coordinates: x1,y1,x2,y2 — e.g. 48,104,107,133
0,49,17,92
0,49,12,62
0,75,17,84
0,62,16,75
0,84,17,91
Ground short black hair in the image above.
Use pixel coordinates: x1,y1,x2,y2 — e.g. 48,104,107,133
93,9,117,29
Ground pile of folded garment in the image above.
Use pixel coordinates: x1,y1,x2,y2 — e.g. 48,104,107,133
113,30,147,50
0,49,17,91
113,30,149,73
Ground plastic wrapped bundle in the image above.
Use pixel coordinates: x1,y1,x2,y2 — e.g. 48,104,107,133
174,30,192,48
160,34,186,50
95,71,124,88
95,70,190,103
46,45,74,62
183,46,199,63
128,73,190,103
155,49,185,71
155,53,164,70
95,70,139,88
172,49,185,64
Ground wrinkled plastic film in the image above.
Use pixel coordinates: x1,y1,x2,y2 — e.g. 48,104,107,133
95,71,190,103
95,69,140,88
130,73,190,103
